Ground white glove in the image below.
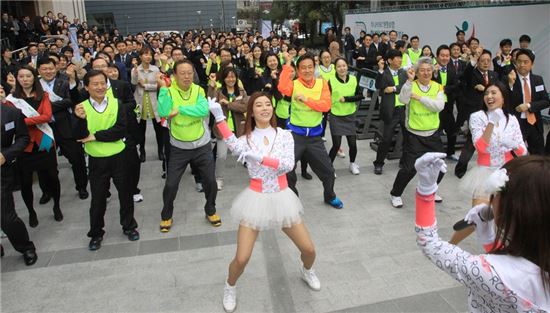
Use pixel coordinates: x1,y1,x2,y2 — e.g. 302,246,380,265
487,108,505,125
207,97,225,122
237,150,263,165
464,203,496,245
414,152,447,195
500,136,519,151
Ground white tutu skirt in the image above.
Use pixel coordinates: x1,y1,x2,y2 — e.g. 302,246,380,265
459,165,497,200
230,187,304,231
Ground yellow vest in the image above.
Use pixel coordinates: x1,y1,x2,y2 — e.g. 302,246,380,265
392,74,405,107
275,96,291,119
168,83,206,142
408,48,421,65
81,94,125,157
329,75,357,116
319,65,335,81
290,79,324,127
408,81,442,131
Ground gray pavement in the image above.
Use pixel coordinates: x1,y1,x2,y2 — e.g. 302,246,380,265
1,125,480,312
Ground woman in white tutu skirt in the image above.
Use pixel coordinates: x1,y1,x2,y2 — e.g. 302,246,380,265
208,92,321,313
453,82,526,243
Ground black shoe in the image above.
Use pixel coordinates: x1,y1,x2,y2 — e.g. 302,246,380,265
39,193,51,205
301,172,313,180
53,205,63,222
161,172,166,179
88,237,103,251
374,165,383,175
23,250,37,266
78,188,89,200
123,229,140,241
1,244,4,257
139,153,146,163
29,212,39,228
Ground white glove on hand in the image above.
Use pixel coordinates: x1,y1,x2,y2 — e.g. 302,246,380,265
207,97,225,122
237,150,263,165
487,108,505,125
464,203,496,245
414,152,447,195
500,136,519,151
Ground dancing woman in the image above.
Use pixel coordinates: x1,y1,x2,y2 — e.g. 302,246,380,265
208,92,320,312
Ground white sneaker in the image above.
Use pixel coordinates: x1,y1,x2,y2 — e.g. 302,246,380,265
301,266,321,291
217,179,224,191
223,281,237,313
133,194,144,203
434,194,443,203
349,163,360,175
390,195,403,208
321,137,326,142
337,149,346,158
195,183,204,193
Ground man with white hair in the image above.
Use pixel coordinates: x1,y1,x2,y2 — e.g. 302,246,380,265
389,57,446,208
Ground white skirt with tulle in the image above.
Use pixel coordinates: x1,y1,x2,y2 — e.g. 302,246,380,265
459,165,497,200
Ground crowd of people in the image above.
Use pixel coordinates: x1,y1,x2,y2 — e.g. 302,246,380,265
1,9,549,312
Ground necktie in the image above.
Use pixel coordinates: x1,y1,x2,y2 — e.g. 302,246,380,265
523,77,536,125
454,60,458,71
483,72,489,86
122,55,126,63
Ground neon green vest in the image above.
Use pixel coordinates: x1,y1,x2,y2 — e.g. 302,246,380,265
408,48,421,65
290,79,324,127
319,65,335,81
392,74,405,107
82,95,125,157
329,75,357,116
408,81,442,131
440,70,448,102
275,96,290,119
401,53,410,69
168,84,206,142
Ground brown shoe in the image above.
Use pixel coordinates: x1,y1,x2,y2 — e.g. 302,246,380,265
205,214,222,227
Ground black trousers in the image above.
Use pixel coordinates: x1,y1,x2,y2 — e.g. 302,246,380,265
87,152,137,238
439,100,458,156
124,145,141,195
288,133,336,202
519,119,545,155
1,166,35,253
391,130,445,197
162,128,202,183
455,134,475,178
161,143,217,220
139,118,164,157
17,148,61,214
374,106,405,167
329,135,357,163
52,135,88,191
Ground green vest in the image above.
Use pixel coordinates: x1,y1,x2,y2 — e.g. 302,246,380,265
392,74,405,107
440,70,448,102
82,95,125,157
319,65,335,81
290,78,324,127
408,81,442,131
275,96,290,119
329,75,357,116
168,84,206,142
401,53,410,69
408,48,421,65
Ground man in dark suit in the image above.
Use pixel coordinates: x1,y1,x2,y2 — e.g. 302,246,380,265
354,34,373,70
191,41,213,89
114,41,134,81
37,58,89,199
21,43,40,68
0,86,37,265
433,45,461,160
507,49,549,155
370,33,387,64
492,38,513,79
373,49,408,174
455,49,500,178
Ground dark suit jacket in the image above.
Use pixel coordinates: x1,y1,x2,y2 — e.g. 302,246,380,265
1,104,30,169
461,63,499,113
508,72,550,133
432,64,460,104
47,78,75,139
375,67,408,123
114,53,133,81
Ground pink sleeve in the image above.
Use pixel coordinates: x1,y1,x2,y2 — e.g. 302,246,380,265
416,191,436,228
261,157,280,169
216,120,233,139
474,137,489,153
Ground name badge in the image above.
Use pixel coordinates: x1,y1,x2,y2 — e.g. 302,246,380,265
535,85,544,92
5,121,15,131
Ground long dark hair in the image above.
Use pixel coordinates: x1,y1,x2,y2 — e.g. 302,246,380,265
243,91,277,138
482,81,510,124
220,66,240,98
13,65,44,100
493,155,550,292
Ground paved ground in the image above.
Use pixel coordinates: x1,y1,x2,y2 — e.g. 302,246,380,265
1,124,481,313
